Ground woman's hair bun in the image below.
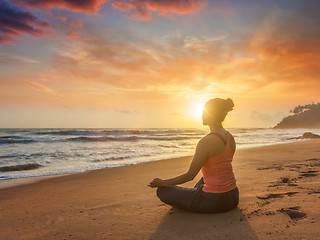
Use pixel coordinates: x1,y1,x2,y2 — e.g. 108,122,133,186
224,98,234,112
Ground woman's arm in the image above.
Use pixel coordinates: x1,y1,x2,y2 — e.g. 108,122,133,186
148,138,208,187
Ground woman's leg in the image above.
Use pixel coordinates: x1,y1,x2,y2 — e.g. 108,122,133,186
156,185,202,211
200,187,239,213
193,177,204,188
157,185,239,213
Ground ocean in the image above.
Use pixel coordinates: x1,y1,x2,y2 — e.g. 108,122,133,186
1,128,319,180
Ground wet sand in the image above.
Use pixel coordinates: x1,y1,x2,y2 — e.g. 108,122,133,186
0,139,320,240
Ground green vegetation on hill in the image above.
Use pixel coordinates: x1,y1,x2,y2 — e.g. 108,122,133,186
274,103,320,129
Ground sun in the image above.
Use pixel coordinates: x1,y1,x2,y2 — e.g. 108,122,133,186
188,99,206,120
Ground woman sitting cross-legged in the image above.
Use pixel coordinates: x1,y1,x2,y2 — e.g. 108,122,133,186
148,98,239,213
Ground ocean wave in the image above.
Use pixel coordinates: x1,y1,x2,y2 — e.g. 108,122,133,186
91,156,127,162
34,130,89,135
42,130,73,135
30,128,205,136
33,129,144,136
66,136,139,142
143,136,202,141
0,163,42,172
65,135,201,142
0,138,36,144
158,144,180,148
0,152,61,160
0,153,28,159
0,176,12,180
147,129,205,134
91,153,153,162
0,135,25,139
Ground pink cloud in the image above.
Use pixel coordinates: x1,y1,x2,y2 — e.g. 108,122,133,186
66,31,81,39
48,10,84,28
111,0,206,21
69,19,83,28
14,0,107,14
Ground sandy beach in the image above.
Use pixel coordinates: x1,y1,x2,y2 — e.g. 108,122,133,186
0,139,320,240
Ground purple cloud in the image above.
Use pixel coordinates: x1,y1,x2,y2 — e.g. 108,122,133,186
0,1,53,43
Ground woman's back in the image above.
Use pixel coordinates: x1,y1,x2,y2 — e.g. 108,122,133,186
201,131,237,193
150,97,239,213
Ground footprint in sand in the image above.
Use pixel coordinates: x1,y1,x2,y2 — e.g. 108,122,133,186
285,164,303,169
78,203,122,217
257,192,298,200
307,190,320,195
298,171,319,178
306,158,320,167
256,166,283,171
278,206,307,220
268,176,299,187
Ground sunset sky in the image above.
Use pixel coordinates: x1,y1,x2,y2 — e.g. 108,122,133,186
1,0,319,128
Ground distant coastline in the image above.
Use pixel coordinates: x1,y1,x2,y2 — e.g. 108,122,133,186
274,103,320,129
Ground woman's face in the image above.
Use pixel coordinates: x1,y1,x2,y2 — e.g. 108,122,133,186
202,110,208,125
202,103,221,125
202,108,213,125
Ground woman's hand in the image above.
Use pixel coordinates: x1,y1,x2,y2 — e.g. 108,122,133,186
148,178,166,188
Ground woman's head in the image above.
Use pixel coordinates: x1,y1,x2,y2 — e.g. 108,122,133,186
202,98,234,125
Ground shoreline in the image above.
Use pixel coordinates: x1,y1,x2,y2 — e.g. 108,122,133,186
1,139,320,239
0,138,318,190
1,127,320,189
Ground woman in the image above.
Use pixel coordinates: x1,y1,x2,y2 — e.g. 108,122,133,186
148,98,239,213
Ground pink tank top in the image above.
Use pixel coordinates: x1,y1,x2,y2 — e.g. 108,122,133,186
201,131,237,193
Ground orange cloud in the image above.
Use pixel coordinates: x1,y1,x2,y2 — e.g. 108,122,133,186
4,1,319,114
48,11,320,107
66,31,81,39
22,81,55,94
14,0,107,14
50,33,248,99
111,0,206,20
249,7,320,85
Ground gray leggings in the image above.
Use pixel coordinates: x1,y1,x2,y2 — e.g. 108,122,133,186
156,178,239,213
